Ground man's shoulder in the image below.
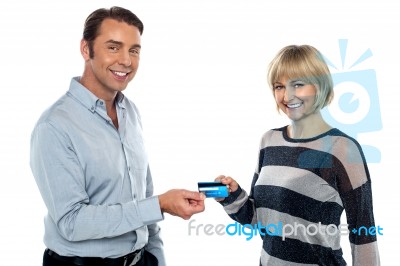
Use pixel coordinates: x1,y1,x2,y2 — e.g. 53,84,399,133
121,94,139,110
34,93,79,129
121,94,142,120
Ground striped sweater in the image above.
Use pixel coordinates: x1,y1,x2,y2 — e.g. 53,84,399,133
220,126,380,265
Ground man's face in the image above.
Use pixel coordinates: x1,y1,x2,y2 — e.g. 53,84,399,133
82,18,141,97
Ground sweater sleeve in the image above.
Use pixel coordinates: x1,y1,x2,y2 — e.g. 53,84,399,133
334,137,380,266
219,176,258,225
218,133,267,225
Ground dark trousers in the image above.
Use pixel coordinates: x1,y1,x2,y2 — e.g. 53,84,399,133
43,249,158,266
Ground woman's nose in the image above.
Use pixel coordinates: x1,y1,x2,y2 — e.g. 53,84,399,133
284,86,295,102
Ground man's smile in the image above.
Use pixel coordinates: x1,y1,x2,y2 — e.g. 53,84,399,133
111,70,130,77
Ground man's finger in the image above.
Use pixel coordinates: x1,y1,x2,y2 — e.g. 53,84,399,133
183,190,205,200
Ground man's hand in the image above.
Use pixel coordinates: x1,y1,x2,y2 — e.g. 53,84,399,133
158,189,206,220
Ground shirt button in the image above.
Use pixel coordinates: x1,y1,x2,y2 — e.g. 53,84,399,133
100,101,103,105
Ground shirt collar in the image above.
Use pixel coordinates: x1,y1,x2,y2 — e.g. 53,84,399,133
68,77,126,112
116,90,126,109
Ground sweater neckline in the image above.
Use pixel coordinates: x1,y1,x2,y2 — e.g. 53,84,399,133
281,125,337,143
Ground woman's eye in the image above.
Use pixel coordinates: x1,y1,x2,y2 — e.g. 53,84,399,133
274,85,284,90
293,83,304,88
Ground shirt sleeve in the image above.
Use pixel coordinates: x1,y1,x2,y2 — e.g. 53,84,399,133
143,166,166,265
30,121,164,242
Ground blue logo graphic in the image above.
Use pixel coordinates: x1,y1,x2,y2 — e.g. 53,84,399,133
188,219,383,241
321,39,382,163
351,226,383,236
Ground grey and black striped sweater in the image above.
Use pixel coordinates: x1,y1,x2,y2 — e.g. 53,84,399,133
220,126,380,266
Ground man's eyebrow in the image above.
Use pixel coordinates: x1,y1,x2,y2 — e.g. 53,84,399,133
105,39,123,46
105,39,141,49
130,44,141,49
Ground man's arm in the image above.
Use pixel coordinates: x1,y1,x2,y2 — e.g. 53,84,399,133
143,166,165,265
30,122,164,241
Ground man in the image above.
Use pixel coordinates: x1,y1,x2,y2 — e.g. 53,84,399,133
30,6,205,266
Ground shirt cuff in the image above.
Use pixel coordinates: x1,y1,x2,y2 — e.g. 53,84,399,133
138,196,164,225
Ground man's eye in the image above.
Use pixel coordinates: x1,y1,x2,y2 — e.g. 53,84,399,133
109,46,118,51
130,49,140,55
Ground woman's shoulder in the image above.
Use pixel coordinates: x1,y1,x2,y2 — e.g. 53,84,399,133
262,125,287,137
258,126,288,148
327,128,363,151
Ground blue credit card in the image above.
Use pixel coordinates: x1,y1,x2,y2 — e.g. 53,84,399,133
198,182,229,198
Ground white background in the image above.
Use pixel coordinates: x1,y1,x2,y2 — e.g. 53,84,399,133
0,0,398,265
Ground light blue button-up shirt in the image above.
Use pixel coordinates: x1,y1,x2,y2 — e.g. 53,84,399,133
30,77,165,263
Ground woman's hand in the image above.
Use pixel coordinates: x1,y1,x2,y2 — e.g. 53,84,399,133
214,175,239,201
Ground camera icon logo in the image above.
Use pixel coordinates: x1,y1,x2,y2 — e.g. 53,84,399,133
321,39,382,163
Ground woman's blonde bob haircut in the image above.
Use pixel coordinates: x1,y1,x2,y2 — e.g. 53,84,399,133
267,45,334,112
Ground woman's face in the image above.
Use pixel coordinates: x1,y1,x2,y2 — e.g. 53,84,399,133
273,76,318,122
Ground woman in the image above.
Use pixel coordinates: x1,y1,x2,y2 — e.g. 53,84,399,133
217,45,380,265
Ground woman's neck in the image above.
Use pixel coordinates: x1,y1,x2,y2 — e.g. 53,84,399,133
287,112,332,139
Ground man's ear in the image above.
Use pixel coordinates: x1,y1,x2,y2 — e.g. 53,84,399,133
80,39,90,60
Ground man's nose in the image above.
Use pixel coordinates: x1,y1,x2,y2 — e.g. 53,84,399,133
118,51,132,67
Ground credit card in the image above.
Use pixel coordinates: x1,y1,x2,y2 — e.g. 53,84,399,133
198,182,229,198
